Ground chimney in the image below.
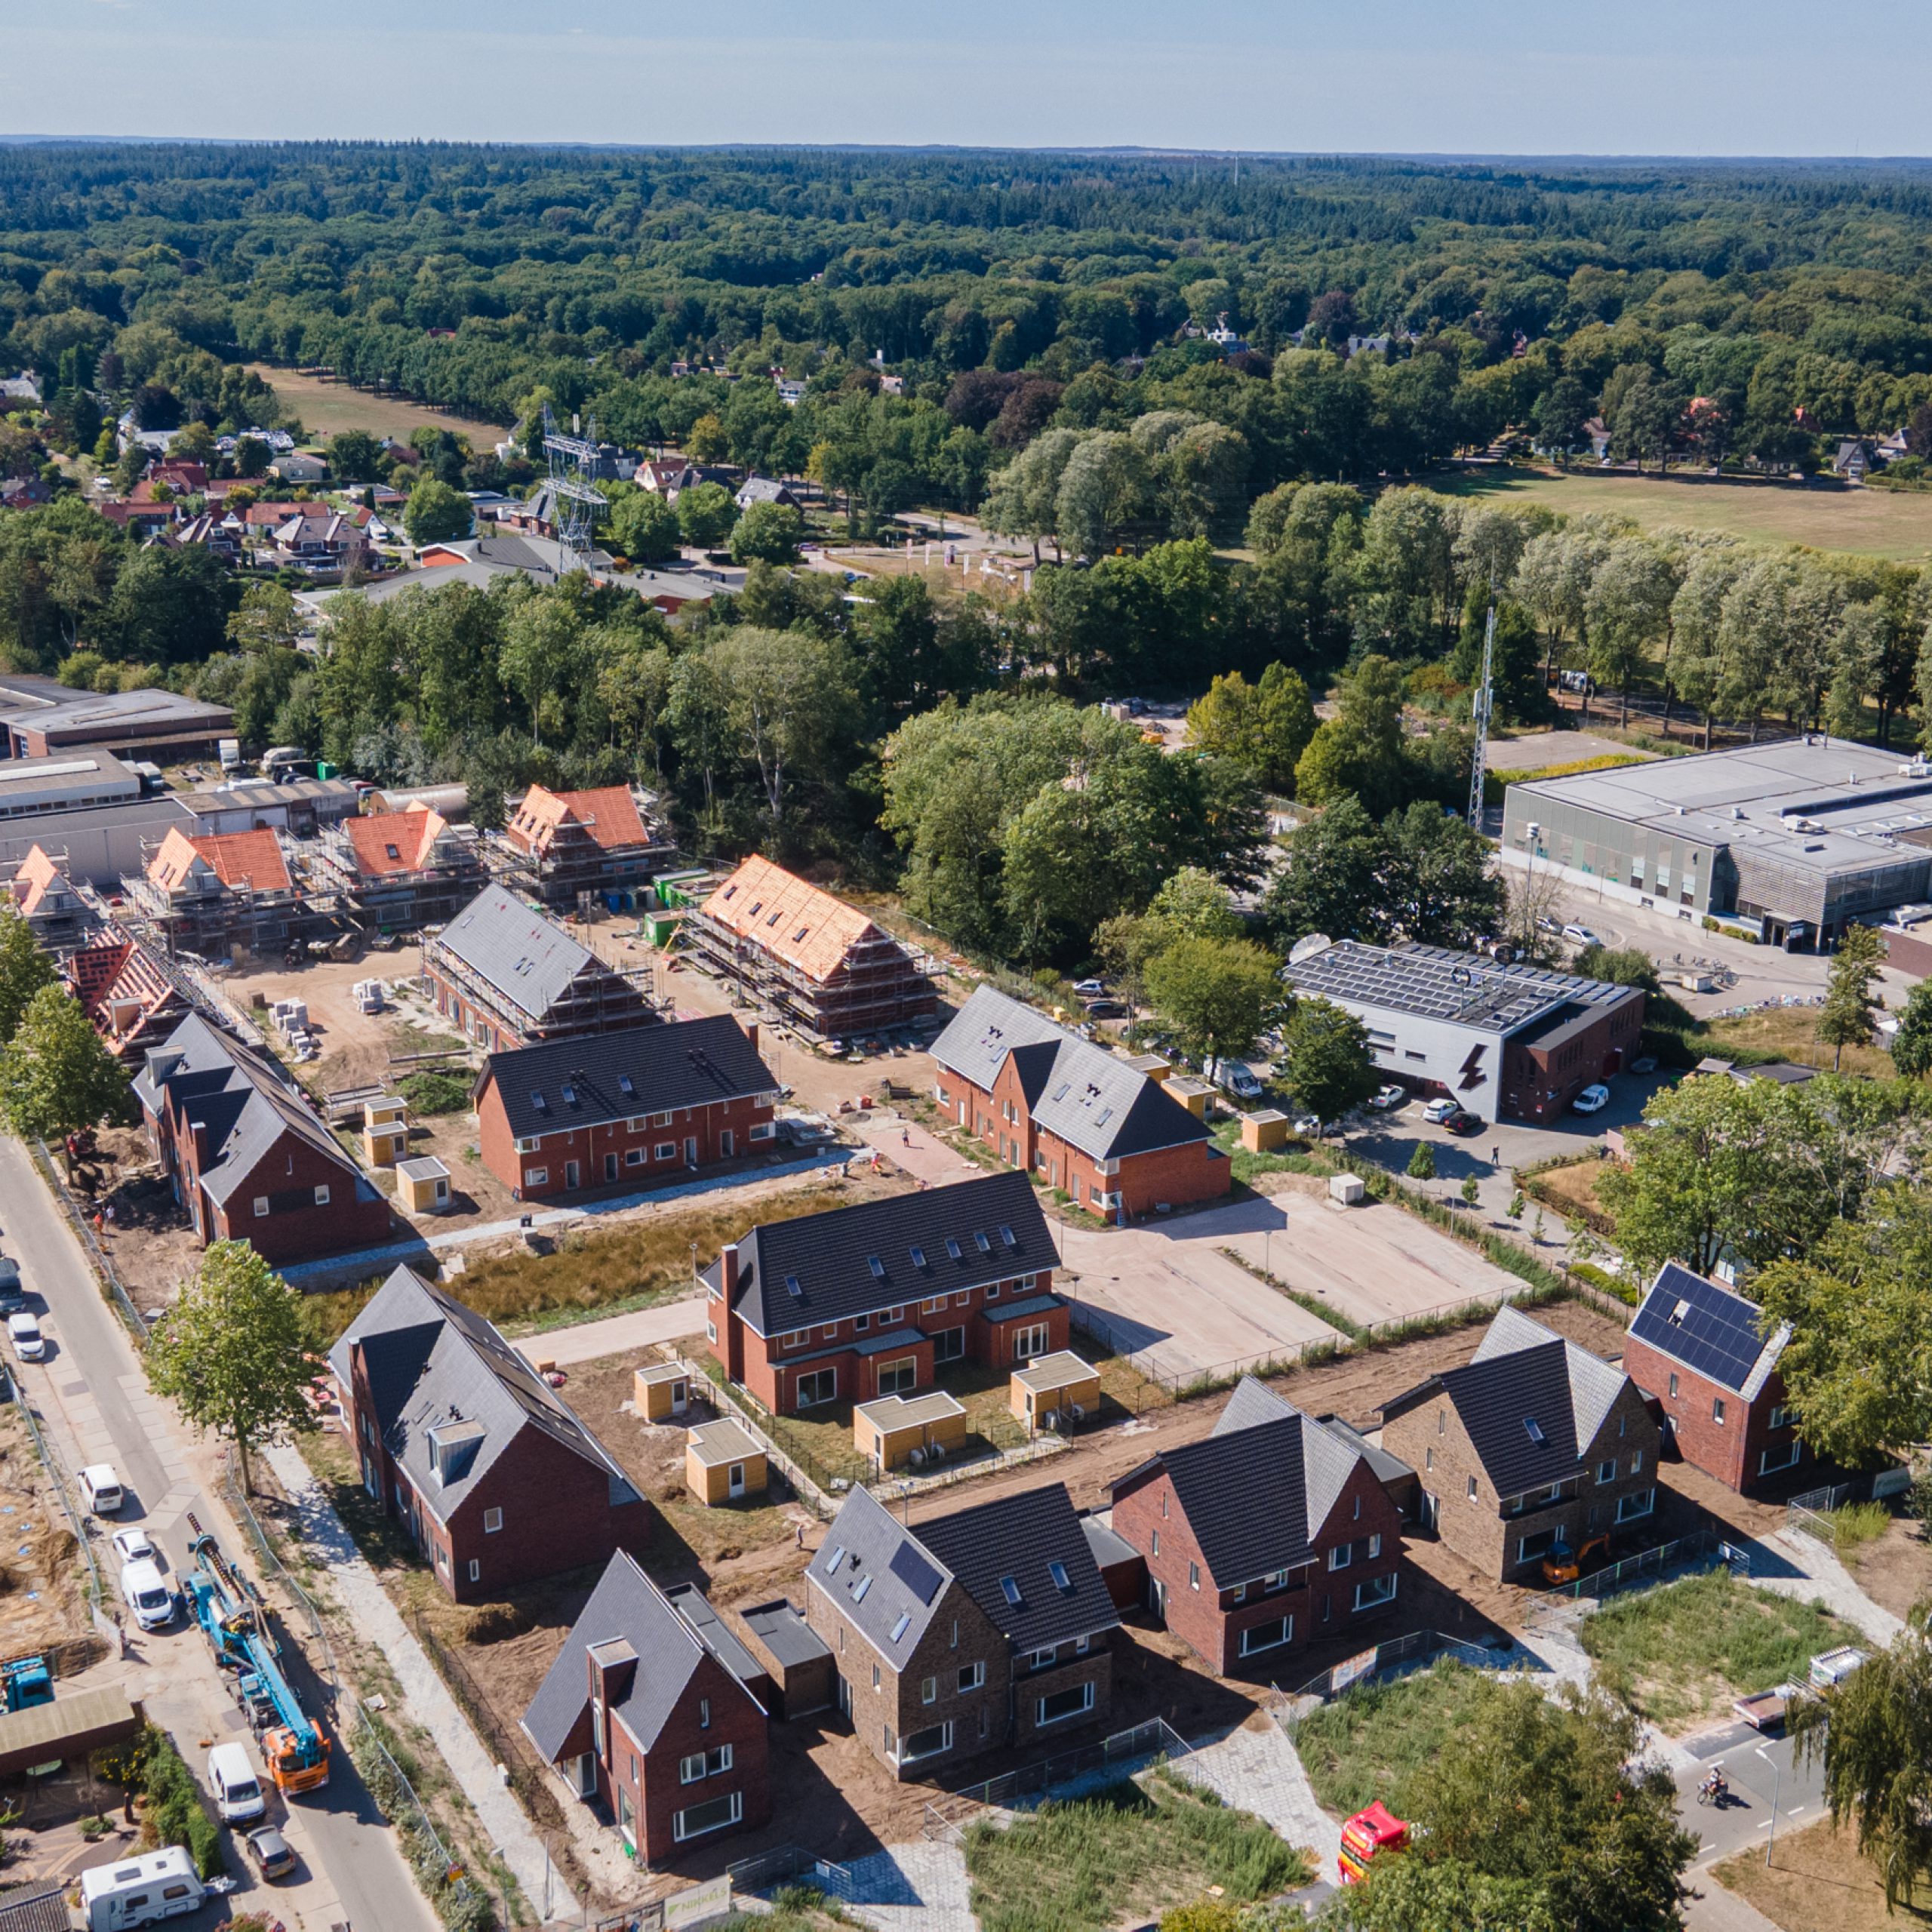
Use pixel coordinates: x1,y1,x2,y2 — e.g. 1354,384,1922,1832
719,1243,740,1297
145,1046,184,1088
743,1021,758,1056
189,1121,211,1173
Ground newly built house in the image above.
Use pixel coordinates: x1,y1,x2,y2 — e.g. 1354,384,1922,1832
65,931,189,1060
309,806,487,933
501,784,672,906
122,826,307,958
423,884,652,1051
682,856,934,1041
9,844,97,949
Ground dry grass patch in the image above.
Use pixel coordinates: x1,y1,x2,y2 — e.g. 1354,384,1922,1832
1713,1818,1932,1932
244,363,509,443
1690,1002,1896,1080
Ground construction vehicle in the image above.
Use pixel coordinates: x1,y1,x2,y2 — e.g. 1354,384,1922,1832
0,1654,52,1712
1540,1533,1611,1586
183,1522,330,1795
1338,1801,1409,1884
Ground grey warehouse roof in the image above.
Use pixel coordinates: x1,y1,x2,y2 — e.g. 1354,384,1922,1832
931,986,1210,1161
1629,1261,1790,1398
433,883,599,1021
1284,939,1638,1034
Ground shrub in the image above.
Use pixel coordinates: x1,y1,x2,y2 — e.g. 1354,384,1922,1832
399,1069,473,1115
1406,1142,1436,1181
139,1730,223,1877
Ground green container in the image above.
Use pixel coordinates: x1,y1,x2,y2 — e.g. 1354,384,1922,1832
316,761,337,781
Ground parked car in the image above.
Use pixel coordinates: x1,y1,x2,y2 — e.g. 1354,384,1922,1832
1422,1097,1460,1124
6,1313,42,1362
1444,1109,1484,1136
0,1257,22,1314
1292,1115,1342,1139
111,1527,156,1565
1072,979,1109,997
119,1558,175,1632
1572,1084,1611,1114
206,1743,266,1823
1368,1085,1407,1111
1083,999,1128,1020
1208,1058,1265,1102
78,1465,124,1515
1561,922,1601,946
245,1826,297,1882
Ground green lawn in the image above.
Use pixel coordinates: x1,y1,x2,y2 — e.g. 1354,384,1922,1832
1290,1660,1500,1817
963,1770,1311,1932
1578,1568,1850,1733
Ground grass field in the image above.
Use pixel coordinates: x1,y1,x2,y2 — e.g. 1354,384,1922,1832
1578,1568,1849,1733
247,365,512,446
1291,1659,1500,1817
1435,465,1932,561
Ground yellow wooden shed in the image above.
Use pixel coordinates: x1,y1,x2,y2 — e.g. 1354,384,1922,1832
685,1417,768,1506
1010,1351,1102,1430
395,1155,451,1214
361,1094,408,1166
854,1390,968,1472
634,1361,692,1423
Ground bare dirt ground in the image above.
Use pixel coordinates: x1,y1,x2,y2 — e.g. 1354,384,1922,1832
0,1404,103,1676
1715,1818,1932,1932
1845,1514,1932,1623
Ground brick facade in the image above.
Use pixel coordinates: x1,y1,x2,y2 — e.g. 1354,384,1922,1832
1112,1459,1401,1675
1383,1380,1661,1583
1499,995,1647,1123
1622,1334,1804,1494
478,1088,774,1201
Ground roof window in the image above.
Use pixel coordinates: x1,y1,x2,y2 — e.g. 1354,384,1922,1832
974,1232,991,1254
1048,1560,1072,1594
998,1576,1023,1607
826,1544,845,1572
945,1238,962,1262
746,901,762,917
561,1083,577,1106
618,1075,634,1097
998,1225,1016,1247
853,1574,872,1603
909,1247,927,1271
792,926,811,943
1524,1417,1546,1444
890,1612,911,1643
531,1092,547,1112
766,911,782,928
868,1256,886,1279
384,844,401,860
784,1274,803,1298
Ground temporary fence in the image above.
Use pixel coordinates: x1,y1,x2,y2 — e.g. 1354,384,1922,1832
352,1706,491,1924
30,1138,147,1343
949,1714,1192,1813
221,1451,336,1692
9,1374,117,1649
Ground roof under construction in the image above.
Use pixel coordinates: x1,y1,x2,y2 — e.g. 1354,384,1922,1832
698,856,892,985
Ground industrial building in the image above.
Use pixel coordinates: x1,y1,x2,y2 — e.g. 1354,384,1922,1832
1501,736,1932,947
1281,940,1646,1124
306,805,488,933
682,856,934,1042
0,685,234,762
500,783,674,907
0,749,145,820
423,883,653,1051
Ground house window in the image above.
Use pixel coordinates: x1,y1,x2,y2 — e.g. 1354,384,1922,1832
313,1185,331,1207
958,1661,984,1692
1466,1476,1478,1499
680,1745,732,1783
672,1791,743,1842
749,1121,775,1141
1767,1404,1792,1430
651,1111,674,1128
1150,1530,1159,1557
254,1197,269,1217
796,1369,838,1407
1026,1645,1057,1670
699,1698,710,1728
524,1168,549,1187
933,1327,966,1364
1353,1574,1398,1612
1264,1568,1290,1591
921,1675,937,1705
1367,1534,1381,1559
821,1324,838,1340
1517,1528,1558,1564
855,1313,870,1332
898,1721,952,1765
1597,1459,1617,1485
1238,1616,1293,1656
654,1143,677,1160
515,1137,540,1154
1617,1487,1656,1524
467,1559,479,1582
1012,1322,1050,1361
1712,1398,1727,1425
626,1148,646,1167
1188,1562,1200,1591
1759,1442,1801,1475
877,1357,918,1396
1327,1544,1352,1571
1668,1373,1679,1399
484,1508,503,1534
1630,1451,1645,1474
1037,1682,1094,1727
1424,1448,1432,1472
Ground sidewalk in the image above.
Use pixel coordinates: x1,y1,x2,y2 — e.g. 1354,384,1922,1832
266,1441,574,1922
513,1294,710,1370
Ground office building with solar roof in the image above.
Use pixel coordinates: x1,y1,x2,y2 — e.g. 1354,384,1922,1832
1622,1262,1805,1494
1281,940,1645,1124
1500,735,1932,948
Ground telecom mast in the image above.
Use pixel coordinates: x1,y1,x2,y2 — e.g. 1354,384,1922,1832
541,405,608,571
1468,597,1497,827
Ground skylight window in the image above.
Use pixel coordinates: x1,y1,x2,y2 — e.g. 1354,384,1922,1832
792,926,811,943
531,1092,547,1112
998,1576,1023,1607
1051,1081,1070,1102
766,911,782,928
826,1545,846,1572
384,844,401,860
618,1075,634,1096
868,1256,886,1279
945,1239,962,1262
854,1574,872,1603
784,1274,803,1298
998,1226,1016,1247
746,901,762,917
1524,1417,1546,1444
561,1084,577,1106
974,1232,991,1254
909,1247,927,1270
890,1612,911,1643
1048,1561,1072,1594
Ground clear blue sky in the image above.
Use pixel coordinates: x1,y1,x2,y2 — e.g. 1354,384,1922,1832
2,0,1926,155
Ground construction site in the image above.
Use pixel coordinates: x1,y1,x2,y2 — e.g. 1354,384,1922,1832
302,804,489,934
679,855,937,1045
499,783,676,908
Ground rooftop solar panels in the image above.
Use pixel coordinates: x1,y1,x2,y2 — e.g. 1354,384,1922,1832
889,1541,944,1606
1284,940,1631,1029
1630,1262,1769,1393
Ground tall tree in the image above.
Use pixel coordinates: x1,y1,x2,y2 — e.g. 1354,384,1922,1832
1143,936,1282,1069
1284,997,1377,1125
0,985,129,1168
0,903,57,1047
1818,923,1886,1070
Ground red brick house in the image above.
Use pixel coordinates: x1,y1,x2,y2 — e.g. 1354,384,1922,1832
423,883,651,1051
704,1171,1066,1417
474,1015,779,1201
1111,1377,1403,1674
804,1482,1118,1780
931,986,1229,1220
1622,1262,1804,1494
329,1266,651,1602
521,1552,769,1865
133,1014,391,1264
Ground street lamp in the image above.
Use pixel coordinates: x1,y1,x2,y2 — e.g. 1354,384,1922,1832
1756,1743,1782,1867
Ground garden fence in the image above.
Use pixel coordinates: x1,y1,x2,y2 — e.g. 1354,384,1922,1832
1278,1627,1513,1709
1527,1527,1751,1626
31,1138,147,1343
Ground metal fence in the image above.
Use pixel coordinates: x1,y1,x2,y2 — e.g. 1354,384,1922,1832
29,1138,147,1343
1537,1527,1750,1609
353,1706,489,1920
1280,1627,1514,1707
1789,1481,1858,1518
950,1715,1192,1812
9,1374,117,1648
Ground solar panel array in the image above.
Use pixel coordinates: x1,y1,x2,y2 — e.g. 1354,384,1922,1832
1630,1263,1765,1393
888,1540,944,1606
1286,941,1623,1028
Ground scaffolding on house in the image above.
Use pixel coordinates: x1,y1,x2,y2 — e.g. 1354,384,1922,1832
420,924,653,1049
491,784,678,909
300,822,489,934
118,842,317,961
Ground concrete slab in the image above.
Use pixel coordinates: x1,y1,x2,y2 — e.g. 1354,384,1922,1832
1486,729,1653,772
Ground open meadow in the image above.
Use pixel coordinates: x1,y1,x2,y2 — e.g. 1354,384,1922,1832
246,364,512,445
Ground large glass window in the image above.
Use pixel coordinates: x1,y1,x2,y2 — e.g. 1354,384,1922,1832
1037,1682,1095,1727
1238,1617,1293,1656
898,1721,953,1764
673,1791,743,1841
796,1368,838,1407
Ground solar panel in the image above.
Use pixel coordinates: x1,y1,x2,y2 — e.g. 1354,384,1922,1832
889,1542,943,1605
1632,1267,1764,1392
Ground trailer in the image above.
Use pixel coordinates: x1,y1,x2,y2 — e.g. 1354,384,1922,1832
1733,1687,1792,1732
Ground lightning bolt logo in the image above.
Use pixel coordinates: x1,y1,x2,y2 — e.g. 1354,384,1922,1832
1459,1044,1486,1092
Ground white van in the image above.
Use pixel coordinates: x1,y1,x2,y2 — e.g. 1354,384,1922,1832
119,1558,174,1632
1207,1058,1264,1102
206,1741,266,1822
7,1312,42,1361
80,1845,205,1930
79,1465,124,1515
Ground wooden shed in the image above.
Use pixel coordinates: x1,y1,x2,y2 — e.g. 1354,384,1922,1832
1161,1077,1211,1119
634,1361,692,1422
395,1155,451,1214
1010,1351,1102,1429
685,1417,767,1505
361,1094,408,1166
854,1390,968,1472
737,1598,836,1720
1241,1109,1290,1153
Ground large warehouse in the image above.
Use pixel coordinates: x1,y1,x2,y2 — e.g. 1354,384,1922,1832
1282,940,1646,1124
1500,737,1932,948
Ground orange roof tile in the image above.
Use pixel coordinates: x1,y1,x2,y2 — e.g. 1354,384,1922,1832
508,785,650,855
344,807,451,878
699,856,891,986
11,844,66,918
147,826,291,894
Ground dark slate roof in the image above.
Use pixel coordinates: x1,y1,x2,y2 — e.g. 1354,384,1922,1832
1380,1306,1633,1496
738,1598,832,1672
665,1584,771,1694
524,1552,758,1763
132,1011,377,1209
328,1266,637,1521
1131,1395,1361,1589
1079,1514,1140,1572
0,1881,70,1931
482,1016,774,1140
432,883,599,1020
808,1487,958,1663
1629,1261,1789,1398
915,1483,1120,1654
706,1170,1056,1337
931,986,1209,1162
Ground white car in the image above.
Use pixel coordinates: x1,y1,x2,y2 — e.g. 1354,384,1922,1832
111,1527,156,1565
1368,1085,1407,1111
1572,1084,1611,1114
1072,979,1109,997
1422,1097,1460,1124
206,1742,266,1823
119,1558,176,1632
1562,923,1601,946
78,1465,124,1515
6,1313,42,1362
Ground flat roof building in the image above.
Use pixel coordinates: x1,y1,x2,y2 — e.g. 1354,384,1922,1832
0,686,234,762
0,749,143,820
1502,736,1932,947
1282,940,1645,1124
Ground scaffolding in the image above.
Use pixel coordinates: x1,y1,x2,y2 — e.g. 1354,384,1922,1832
420,924,652,1051
119,839,316,962
491,783,678,909
5,844,98,952
302,821,488,934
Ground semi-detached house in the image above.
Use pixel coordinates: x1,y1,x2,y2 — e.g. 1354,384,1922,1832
1380,1307,1661,1583
805,1482,1118,1780
703,1171,1066,1417
931,986,1229,1219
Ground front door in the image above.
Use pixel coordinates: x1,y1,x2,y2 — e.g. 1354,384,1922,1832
720,1129,734,1158
1420,1491,1439,1531
1149,1577,1167,1620
565,1159,580,1189
728,1461,746,1498
685,1136,698,1167
605,1152,618,1183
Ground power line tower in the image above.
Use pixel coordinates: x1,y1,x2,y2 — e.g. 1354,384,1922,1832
541,405,608,572
1468,595,1497,829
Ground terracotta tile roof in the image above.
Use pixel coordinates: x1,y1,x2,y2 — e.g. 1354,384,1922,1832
344,806,451,878
66,932,186,1054
147,826,291,894
698,856,887,986
243,500,328,527
509,785,650,855
11,845,66,917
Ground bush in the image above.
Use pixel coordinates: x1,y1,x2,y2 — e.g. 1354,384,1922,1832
1406,1142,1436,1181
351,1715,494,1931
399,1069,473,1115
139,1730,223,1878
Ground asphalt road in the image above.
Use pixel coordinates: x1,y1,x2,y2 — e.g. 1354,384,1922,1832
0,1135,438,1932
1673,1716,1827,1871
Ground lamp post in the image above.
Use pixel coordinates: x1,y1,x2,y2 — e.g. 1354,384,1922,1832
1756,1743,1782,1866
